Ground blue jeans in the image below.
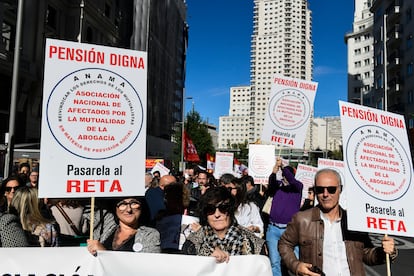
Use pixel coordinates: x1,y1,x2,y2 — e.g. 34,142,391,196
266,224,298,276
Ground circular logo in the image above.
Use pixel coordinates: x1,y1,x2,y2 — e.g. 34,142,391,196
250,154,271,175
46,68,144,160
133,242,143,252
268,88,311,130
346,125,412,201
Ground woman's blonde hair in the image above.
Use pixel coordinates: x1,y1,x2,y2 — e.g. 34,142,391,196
10,187,51,231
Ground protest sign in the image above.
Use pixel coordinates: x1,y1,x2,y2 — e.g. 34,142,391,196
248,144,275,185
261,75,317,148
39,39,147,198
214,152,234,179
340,101,413,236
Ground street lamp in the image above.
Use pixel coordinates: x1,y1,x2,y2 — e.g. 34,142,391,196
180,96,193,172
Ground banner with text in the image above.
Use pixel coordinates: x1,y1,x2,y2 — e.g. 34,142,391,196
39,38,147,198
0,247,272,276
261,75,317,148
340,101,414,237
248,144,275,185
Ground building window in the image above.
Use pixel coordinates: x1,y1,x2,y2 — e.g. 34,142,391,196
408,62,414,76
407,35,413,50
46,5,57,29
408,90,414,104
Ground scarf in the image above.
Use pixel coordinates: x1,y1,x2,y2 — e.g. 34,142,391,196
198,224,252,256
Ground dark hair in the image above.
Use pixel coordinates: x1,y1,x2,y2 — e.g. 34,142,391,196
232,177,247,207
1,175,25,194
219,173,235,185
19,162,30,171
197,186,236,226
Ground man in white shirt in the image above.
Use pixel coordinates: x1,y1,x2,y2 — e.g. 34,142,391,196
278,168,397,276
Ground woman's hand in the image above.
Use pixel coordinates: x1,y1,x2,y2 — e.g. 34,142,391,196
382,235,396,255
211,247,230,263
87,239,106,256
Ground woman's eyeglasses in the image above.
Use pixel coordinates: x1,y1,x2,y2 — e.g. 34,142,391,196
314,186,341,195
116,200,141,211
205,202,231,215
5,186,20,192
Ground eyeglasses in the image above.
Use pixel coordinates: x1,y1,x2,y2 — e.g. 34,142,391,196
205,202,231,215
226,187,237,192
5,186,20,192
116,200,141,211
314,186,341,195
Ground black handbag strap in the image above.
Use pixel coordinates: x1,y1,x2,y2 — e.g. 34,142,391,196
55,203,82,236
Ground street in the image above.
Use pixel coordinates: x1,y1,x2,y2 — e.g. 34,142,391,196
367,234,414,276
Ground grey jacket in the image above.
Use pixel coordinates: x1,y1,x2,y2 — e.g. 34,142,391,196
0,213,29,247
278,207,397,276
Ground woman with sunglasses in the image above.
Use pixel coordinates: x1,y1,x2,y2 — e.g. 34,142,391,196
87,197,160,255
182,186,267,263
0,175,24,213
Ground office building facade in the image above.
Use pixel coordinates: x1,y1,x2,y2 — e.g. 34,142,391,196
0,0,187,174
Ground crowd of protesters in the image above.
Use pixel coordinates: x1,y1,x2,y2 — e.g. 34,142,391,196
0,160,397,276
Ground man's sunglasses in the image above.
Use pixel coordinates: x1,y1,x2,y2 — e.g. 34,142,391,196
4,186,20,192
205,202,231,215
314,185,342,195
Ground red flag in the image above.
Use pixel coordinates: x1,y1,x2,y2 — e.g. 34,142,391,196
234,158,241,173
206,153,215,170
184,131,200,162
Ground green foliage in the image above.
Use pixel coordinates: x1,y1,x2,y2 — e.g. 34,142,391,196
172,109,215,169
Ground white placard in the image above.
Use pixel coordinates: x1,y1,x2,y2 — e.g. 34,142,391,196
340,101,414,237
39,38,147,198
214,152,234,179
248,144,275,185
295,163,318,203
261,75,317,148
151,162,170,177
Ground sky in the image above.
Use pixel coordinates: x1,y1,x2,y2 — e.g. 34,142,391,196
184,0,355,127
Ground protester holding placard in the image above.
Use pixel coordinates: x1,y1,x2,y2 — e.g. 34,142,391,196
87,197,160,255
278,168,397,276
182,186,267,262
266,158,303,276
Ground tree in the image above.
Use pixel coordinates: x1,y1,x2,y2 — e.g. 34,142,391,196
172,109,215,170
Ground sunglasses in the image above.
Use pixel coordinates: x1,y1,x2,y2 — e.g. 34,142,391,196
314,186,341,195
5,186,20,192
116,200,141,211
205,202,231,215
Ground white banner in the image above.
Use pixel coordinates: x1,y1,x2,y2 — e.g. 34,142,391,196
214,152,234,179
261,75,317,148
39,39,147,198
340,101,414,237
317,158,347,209
0,247,272,276
248,144,275,185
